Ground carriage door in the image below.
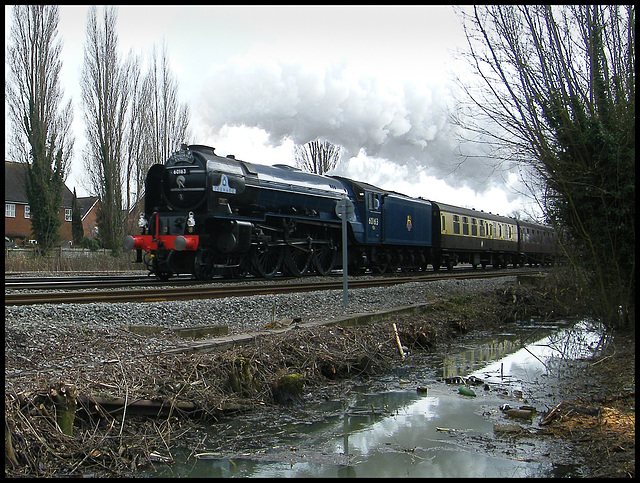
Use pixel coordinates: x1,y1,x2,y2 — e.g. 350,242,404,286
365,192,382,243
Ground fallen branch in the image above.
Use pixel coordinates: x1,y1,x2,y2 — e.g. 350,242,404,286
78,396,201,418
540,402,564,426
392,323,405,359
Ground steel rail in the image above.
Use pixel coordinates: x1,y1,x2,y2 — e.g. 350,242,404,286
5,269,543,306
5,275,196,291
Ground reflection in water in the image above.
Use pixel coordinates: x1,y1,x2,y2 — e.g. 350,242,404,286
149,319,604,478
438,331,546,379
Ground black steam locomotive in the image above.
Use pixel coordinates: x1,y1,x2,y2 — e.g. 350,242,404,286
124,144,557,280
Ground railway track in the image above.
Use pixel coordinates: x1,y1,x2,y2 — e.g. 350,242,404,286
4,274,197,291
4,269,544,306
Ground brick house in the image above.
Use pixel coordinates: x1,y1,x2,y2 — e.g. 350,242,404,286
126,195,145,236
77,195,101,240
4,161,99,246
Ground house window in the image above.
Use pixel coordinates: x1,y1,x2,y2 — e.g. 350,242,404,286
6,203,16,218
24,205,30,219
65,208,72,222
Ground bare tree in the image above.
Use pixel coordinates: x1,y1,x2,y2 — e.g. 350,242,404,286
120,41,191,233
294,139,342,175
144,41,191,167
81,5,133,250
122,55,147,232
456,5,635,328
6,5,74,252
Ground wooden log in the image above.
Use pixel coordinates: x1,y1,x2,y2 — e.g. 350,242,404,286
273,373,305,406
5,419,19,468
504,409,534,420
78,396,199,417
50,384,76,436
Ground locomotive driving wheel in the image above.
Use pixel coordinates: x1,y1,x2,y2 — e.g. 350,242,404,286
313,242,337,276
251,243,283,278
284,244,313,278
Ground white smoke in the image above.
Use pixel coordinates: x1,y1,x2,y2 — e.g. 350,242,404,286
197,56,521,199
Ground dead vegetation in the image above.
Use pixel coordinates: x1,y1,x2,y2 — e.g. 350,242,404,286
536,335,636,478
4,271,635,477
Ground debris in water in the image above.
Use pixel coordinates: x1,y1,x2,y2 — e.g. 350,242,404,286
458,386,477,397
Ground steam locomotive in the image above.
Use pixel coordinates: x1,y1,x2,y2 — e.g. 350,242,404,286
124,144,556,280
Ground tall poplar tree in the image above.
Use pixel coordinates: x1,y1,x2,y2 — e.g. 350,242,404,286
6,5,74,253
81,5,132,251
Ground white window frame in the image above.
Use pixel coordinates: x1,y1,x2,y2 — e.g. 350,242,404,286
6,203,16,218
65,208,72,222
24,205,30,219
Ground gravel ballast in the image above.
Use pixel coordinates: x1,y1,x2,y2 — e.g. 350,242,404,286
5,276,516,393
6,276,515,333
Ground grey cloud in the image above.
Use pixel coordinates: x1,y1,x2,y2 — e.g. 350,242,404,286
198,57,516,194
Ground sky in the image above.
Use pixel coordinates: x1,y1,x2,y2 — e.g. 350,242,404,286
5,5,542,219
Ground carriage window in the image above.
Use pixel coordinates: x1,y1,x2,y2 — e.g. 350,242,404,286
479,220,485,237
471,218,477,236
453,215,460,235
441,215,446,232
462,216,469,235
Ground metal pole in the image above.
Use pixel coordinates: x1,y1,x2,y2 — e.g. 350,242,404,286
341,196,348,307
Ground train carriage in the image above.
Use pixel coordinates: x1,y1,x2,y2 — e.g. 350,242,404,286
431,202,519,270
517,220,557,266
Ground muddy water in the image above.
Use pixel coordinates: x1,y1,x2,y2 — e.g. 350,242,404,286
149,318,605,478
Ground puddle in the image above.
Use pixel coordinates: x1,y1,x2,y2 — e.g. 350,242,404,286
145,318,605,478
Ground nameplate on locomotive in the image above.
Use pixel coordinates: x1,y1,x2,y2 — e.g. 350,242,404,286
212,174,237,194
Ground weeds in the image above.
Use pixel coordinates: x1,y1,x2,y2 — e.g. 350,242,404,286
5,248,140,273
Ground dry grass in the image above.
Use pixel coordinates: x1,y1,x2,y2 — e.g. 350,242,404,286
5,249,140,273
